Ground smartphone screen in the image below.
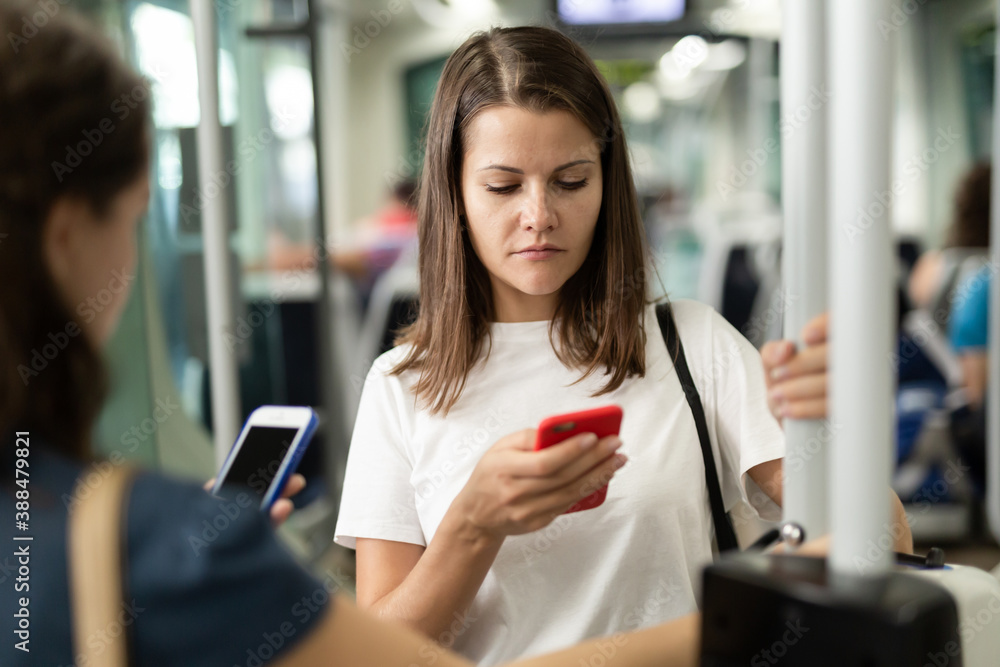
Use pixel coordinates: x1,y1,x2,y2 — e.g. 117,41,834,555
217,426,300,501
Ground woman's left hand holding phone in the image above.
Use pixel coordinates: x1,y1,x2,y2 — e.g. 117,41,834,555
452,428,627,540
203,473,307,527
349,428,628,642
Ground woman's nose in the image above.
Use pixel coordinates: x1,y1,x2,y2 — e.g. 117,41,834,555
520,187,555,232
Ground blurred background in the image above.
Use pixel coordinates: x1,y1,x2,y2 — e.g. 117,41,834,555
65,0,997,582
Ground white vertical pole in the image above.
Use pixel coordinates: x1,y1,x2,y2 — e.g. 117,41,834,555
191,0,241,466
828,0,896,577
780,0,830,541
315,0,352,516
987,0,1000,544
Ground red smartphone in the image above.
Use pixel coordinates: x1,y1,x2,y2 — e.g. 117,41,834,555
534,405,623,513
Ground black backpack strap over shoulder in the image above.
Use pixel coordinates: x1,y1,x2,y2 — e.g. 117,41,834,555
655,303,740,553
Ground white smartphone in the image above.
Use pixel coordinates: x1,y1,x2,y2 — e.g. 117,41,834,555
211,405,319,511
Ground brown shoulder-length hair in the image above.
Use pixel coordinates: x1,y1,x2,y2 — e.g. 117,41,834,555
0,4,150,459
945,162,991,249
393,26,649,415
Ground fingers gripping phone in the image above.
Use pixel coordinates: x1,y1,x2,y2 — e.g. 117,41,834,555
212,406,318,511
534,405,623,513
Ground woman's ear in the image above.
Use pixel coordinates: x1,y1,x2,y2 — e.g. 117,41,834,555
42,196,90,296
44,198,76,286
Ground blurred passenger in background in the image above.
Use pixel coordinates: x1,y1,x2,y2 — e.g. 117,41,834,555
908,162,991,316
339,179,419,280
266,179,418,309
896,163,992,505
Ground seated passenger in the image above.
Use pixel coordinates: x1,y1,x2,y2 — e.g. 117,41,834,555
908,163,991,318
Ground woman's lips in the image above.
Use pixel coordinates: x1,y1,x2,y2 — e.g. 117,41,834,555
514,248,563,260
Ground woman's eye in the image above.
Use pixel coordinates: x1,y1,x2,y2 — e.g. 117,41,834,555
484,179,587,194
485,184,518,194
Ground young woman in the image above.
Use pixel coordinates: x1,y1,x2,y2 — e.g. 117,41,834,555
0,5,707,667
335,25,908,667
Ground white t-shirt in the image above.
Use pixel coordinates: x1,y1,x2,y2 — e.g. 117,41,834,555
335,299,784,665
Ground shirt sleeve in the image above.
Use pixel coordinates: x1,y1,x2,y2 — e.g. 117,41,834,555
334,352,425,549
949,270,991,352
687,303,785,522
126,474,332,667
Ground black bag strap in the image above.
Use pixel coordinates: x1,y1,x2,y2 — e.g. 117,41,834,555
655,303,740,553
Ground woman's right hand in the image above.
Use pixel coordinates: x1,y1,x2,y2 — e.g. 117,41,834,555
450,428,627,540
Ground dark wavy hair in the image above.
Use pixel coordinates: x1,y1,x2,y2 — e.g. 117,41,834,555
0,4,150,458
392,26,649,414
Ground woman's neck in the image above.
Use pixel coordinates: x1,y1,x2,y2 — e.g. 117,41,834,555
490,286,559,323
492,297,557,323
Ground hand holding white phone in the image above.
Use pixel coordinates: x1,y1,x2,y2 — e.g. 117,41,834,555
211,406,318,511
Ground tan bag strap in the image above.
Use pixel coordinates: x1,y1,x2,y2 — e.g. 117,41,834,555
68,464,137,667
